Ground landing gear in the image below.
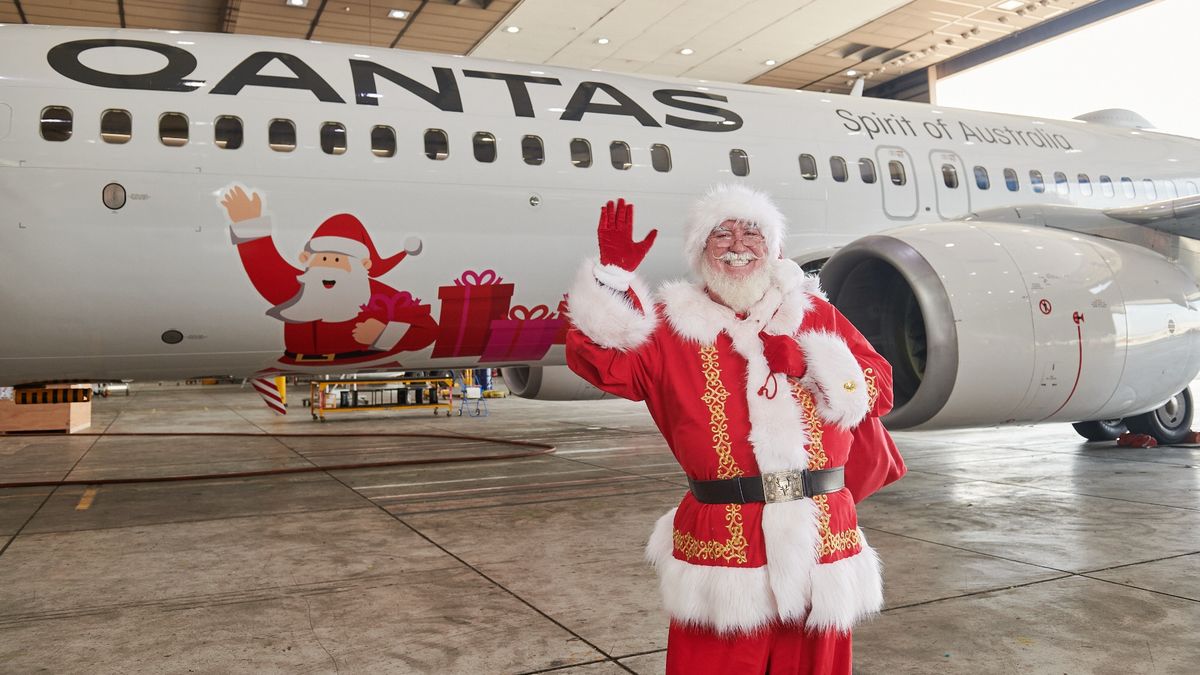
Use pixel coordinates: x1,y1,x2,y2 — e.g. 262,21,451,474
1123,389,1193,445
1072,419,1127,442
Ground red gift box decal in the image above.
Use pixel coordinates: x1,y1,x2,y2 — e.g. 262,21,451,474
479,304,565,363
432,269,515,358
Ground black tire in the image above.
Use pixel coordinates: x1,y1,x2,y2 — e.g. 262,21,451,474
1072,419,1127,442
1124,388,1193,445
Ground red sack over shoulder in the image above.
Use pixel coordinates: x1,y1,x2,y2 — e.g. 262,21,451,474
843,416,906,504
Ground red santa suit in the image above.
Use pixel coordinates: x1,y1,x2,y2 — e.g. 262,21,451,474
565,185,905,674
230,213,437,366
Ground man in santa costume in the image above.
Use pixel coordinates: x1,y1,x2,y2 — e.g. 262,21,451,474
566,185,906,674
221,186,437,367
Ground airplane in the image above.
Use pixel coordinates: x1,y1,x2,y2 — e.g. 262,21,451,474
2,24,1198,444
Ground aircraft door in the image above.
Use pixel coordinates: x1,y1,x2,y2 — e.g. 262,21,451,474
876,146,917,219
930,151,970,219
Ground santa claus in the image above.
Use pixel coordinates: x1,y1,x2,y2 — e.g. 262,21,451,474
566,185,906,674
221,186,437,367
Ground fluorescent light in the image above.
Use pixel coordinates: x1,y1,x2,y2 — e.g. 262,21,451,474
387,9,408,19
504,25,520,33
596,37,610,45
679,47,694,55
998,0,1024,9
764,59,776,66
285,0,307,7
846,69,857,76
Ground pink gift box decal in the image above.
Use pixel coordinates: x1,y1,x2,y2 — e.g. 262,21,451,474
480,304,565,363
552,294,570,345
432,269,514,358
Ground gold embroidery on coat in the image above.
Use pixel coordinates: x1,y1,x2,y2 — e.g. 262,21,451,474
864,367,879,411
672,504,749,564
699,345,741,480
794,385,827,471
812,494,862,557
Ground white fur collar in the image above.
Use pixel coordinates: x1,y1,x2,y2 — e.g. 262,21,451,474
660,258,821,344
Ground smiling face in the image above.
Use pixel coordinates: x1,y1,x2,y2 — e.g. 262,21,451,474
271,250,373,323
699,219,773,312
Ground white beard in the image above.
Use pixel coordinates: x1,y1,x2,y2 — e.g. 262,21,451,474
701,253,772,313
270,264,372,323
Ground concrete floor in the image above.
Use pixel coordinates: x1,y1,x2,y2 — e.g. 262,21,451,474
0,384,1198,674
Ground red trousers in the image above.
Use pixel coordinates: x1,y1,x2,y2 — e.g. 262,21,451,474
665,621,852,675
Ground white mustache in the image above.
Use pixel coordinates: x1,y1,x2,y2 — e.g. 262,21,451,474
715,251,760,263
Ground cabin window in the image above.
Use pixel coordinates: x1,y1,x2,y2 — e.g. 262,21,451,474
1099,175,1114,197
570,138,592,167
858,158,876,184
651,144,672,172
40,106,72,142
522,135,544,165
158,113,188,147
1004,168,1019,191
974,166,990,190
610,141,632,170
214,116,243,150
371,125,396,157
269,119,296,152
1121,177,1135,198
1186,181,1198,196
799,154,818,180
1030,170,1045,194
321,122,347,155
101,109,132,144
730,149,750,176
1164,180,1179,199
1143,179,1157,200
424,129,449,160
473,132,497,163
942,164,959,189
1053,171,1069,196
830,156,848,183
1078,173,1093,197
888,160,906,186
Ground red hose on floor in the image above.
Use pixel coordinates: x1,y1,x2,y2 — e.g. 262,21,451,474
0,432,556,489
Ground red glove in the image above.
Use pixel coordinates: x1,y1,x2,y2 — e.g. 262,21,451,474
761,333,807,378
598,198,657,272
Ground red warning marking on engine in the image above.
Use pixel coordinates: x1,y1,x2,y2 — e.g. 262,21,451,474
1072,311,1085,325
1039,299,1053,315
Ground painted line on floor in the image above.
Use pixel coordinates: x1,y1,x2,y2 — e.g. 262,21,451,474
75,487,98,511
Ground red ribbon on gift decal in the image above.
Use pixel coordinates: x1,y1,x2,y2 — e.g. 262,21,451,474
510,304,551,321
454,269,503,287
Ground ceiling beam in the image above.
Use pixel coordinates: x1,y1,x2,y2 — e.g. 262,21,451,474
13,0,28,23
219,0,241,33
390,0,429,49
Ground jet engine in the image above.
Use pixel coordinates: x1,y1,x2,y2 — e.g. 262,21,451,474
500,365,611,401
820,222,1200,430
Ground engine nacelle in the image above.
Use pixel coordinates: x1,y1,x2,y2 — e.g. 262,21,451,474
820,222,1200,429
500,365,611,401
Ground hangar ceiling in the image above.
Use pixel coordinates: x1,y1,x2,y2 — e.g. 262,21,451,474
0,0,1108,93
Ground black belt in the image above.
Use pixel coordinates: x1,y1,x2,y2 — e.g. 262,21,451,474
284,350,378,362
688,467,844,504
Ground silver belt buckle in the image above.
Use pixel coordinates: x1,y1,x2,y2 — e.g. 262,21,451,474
762,469,807,504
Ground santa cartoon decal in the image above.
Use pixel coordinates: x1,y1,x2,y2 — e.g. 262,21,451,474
221,186,437,368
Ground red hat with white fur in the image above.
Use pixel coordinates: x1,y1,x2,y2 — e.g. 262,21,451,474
306,214,408,278
683,184,787,274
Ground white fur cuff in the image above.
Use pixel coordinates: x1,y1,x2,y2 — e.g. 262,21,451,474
371,321,408,351
797,331,870,428
229,215,272,244
567,260,656,351
592,261,636,291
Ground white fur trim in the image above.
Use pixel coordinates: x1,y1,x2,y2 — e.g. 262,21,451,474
308,236,369,259
796,331,870,429
371,321,408,351
805,532,884,632
684,184,788,274
229,215,272,243
761,498,821,622
592,262,635,292
567,260,656,351
646,509,778,634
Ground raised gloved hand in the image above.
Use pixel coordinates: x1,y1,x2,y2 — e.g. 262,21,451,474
761,333,807,379
598,198,657,272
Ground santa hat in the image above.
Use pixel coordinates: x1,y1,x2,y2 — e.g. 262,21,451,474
683,183,787,274
306,213,407,277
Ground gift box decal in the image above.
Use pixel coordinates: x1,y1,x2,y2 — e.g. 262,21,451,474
552,294,570,345
432,269,515,358
480,304,565,363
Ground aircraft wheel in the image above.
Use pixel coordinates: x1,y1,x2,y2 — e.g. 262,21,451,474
1124,388,1193,445
1071,419,1127,442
